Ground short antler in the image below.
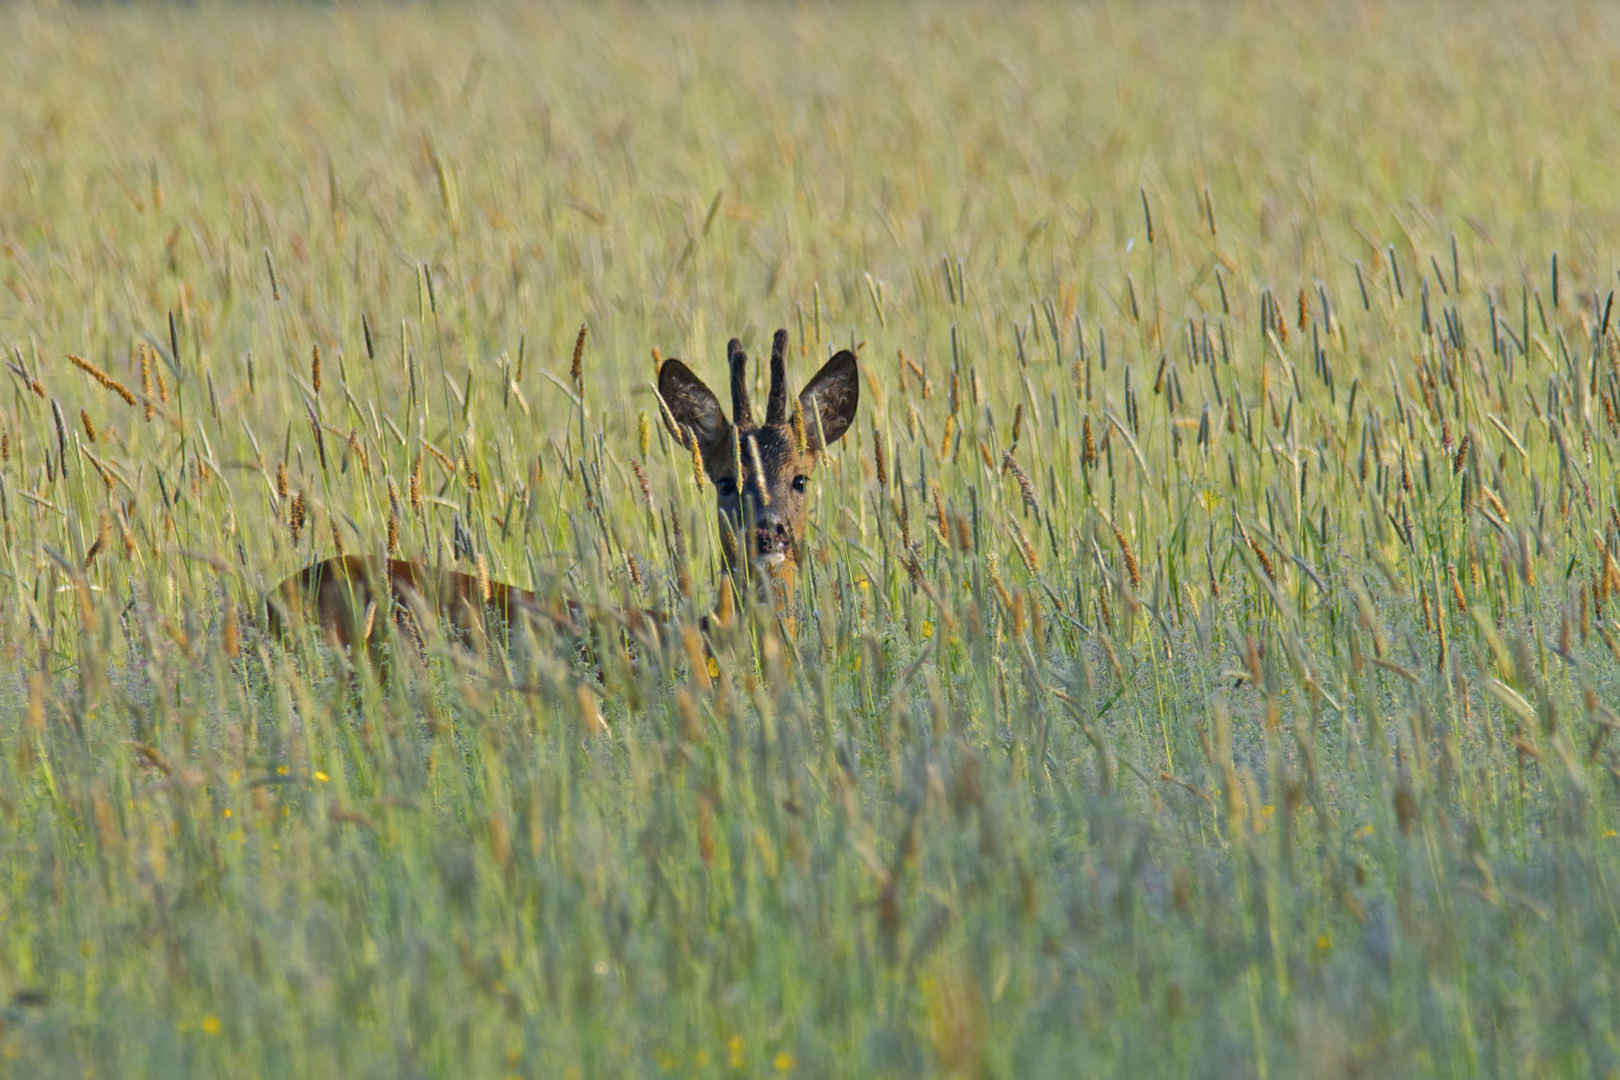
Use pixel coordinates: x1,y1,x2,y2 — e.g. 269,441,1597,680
727,338,755,431
765,328,790,424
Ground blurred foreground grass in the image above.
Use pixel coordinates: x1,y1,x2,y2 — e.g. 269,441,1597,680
2,1,1620,1076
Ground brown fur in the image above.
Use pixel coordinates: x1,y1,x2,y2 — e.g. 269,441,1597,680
266,555,685,672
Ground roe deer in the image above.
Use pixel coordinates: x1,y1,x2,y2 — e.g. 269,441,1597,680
266,328,859,669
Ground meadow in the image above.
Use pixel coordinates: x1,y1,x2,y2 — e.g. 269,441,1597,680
1,1,1619,1076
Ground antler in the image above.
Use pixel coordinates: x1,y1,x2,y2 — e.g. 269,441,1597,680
765,328,790,425
727,338,755,431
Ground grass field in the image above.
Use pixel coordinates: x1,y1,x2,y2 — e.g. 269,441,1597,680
2,1,1620,1076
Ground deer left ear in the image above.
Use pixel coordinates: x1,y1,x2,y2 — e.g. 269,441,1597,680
798,350,859,451
658,358,733,462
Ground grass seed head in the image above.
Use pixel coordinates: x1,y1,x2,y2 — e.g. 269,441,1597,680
873,423,887,488
631,459,654,511
689,427,705,489
570,323,587,395
138,343,154,421
68,353,137,406
1111,519,1140,588
1003,450,1039,517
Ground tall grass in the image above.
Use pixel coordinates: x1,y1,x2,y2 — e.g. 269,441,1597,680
1,1,1618,1076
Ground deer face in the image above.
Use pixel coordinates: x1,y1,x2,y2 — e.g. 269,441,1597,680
660,329,859,577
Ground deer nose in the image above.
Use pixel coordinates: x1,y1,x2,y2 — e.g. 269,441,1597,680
754,515,791,553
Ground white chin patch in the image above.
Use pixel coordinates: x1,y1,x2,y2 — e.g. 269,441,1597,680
759,552,787,569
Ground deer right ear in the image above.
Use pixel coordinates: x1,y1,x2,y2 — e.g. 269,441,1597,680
658,359,732,459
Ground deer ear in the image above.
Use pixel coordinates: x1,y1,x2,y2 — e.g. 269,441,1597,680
798,350,859,451
659,359,732,459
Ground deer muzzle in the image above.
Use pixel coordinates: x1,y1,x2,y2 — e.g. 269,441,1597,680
754,518,795,567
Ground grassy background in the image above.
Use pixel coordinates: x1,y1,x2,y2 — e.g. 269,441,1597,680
2,1,1620,1076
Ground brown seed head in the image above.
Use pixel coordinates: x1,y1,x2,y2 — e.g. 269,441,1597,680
631,459,654,511
138,344,154,421
1245,529,1275,583
688,427,705,489
931,482,949,543
68,353,137,406
1110,520,1140,588
791,397,807,456
1003,451,1039,517
570,324,587,394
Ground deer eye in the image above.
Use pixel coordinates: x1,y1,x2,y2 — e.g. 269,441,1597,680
791,475,808,493
717,478,738,498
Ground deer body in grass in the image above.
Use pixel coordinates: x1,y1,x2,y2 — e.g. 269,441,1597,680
267,328,858,667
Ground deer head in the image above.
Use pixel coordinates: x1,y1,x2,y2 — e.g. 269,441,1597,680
659,328,859,587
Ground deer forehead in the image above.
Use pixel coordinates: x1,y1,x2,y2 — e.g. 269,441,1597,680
728,428,812,482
